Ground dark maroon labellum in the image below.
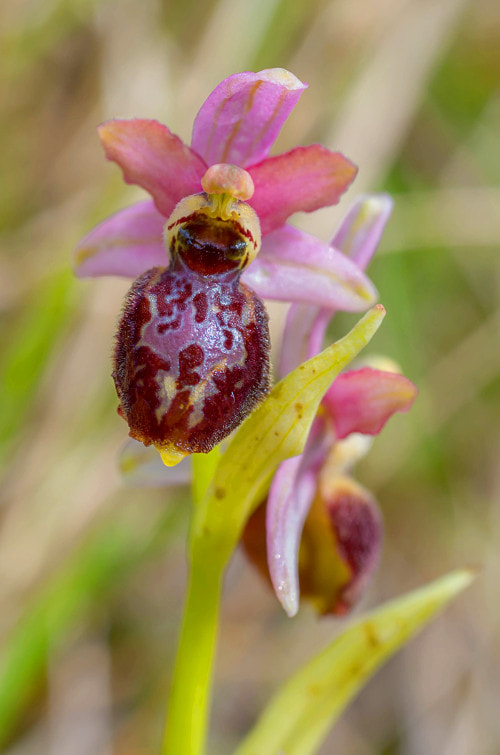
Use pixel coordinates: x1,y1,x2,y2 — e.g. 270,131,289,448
242,475,383,617
113,204,270,461
325,480,383,614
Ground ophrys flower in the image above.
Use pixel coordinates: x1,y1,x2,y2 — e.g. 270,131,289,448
75,69,377,464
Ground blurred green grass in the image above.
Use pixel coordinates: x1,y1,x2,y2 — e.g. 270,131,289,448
0,0,498,753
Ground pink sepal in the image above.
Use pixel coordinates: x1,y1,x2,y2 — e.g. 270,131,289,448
265,457,317,617
191,68,307,168
98,119,207,217
249,145,357,234
266,422,330,617
332,193,393,270
323,367,418,440
74,201,167,278
243,225,377,311
278,194,393,375
278,305,331,377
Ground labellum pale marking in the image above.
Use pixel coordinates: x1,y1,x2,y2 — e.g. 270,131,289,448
113,165,271,466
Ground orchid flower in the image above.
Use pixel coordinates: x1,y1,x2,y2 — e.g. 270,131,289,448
74,68,379,465
242,196,417,617
243,364,417,617
120,357,417,617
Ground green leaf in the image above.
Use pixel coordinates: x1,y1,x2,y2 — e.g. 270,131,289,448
235,569,475,755
0,268,75,466
190,305,386,564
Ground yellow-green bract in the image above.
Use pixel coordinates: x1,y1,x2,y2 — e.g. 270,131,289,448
164,304,386,755
236,569,474,755
189,304,386,566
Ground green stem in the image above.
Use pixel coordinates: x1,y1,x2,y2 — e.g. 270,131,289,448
162,553,223,755
192,447,221,506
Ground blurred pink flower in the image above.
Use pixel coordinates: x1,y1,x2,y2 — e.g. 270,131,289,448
256,365,417,617
247,195,418,616
279,193,394,376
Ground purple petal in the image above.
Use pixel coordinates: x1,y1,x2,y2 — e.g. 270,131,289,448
249,146,357,235
322,367,418,440
277,195,392,375
243,225,377,310
191,68,307,168
119,438,192,487
98,119,207,217
266,421,330,616
74,201,167,278
266,456,317,617
332,193,393,270
278,305,331,378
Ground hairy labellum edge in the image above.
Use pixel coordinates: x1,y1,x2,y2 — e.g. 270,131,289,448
113,265,271,457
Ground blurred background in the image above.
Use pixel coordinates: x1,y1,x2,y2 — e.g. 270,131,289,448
1,0,499,752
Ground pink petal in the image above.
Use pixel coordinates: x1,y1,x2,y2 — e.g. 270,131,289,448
266,456,318,617
243,225,377,311
191,68,307,168
277,195,392,375
266,421,330,616
278,305,331,378
322,367,418,440
249,146,357,235
332,193,393,270
98,119,207,217
74,201,167,278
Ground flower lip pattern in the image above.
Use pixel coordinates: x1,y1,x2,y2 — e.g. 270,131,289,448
113,167,271,465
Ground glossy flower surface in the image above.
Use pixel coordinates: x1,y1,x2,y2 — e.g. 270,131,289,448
112,170,272,464
75,69,380,461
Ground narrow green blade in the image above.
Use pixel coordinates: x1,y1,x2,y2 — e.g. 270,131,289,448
236,569,474,755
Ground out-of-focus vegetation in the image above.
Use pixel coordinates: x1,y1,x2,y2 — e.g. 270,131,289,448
0,0,498,752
